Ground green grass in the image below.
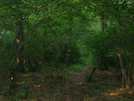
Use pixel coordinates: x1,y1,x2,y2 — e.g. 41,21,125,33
88,84,102,89
87,83,121,90
67,64,85,71
100,83,121,87
109,99,127,101
42,63,85,72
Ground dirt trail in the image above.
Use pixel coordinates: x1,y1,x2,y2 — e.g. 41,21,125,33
5,60,130,101
65,60,90,83
82,60,90,71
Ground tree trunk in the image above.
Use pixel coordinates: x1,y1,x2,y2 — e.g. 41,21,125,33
117,51,132,89
87,57,103,82
14,18,24,73
126,53,133,88
99,16,108,70
100,16,104,34
59,40,65,63
65,37,71,66
65,27,72,66
7,15,25,95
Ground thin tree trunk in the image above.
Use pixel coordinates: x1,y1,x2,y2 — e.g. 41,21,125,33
87,57,103,82
59,40,65,63
99,16,108,70
15,19,24,73
117,52,126,88
65,28,72,66
100,16,104,33
65,37,71,66
7,16,24,95
117,50,132,89
126,53,133,89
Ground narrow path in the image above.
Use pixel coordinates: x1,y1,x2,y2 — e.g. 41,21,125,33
82,60,90,71
66,60,90,83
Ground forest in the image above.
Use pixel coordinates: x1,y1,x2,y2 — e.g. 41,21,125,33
0,0,134,101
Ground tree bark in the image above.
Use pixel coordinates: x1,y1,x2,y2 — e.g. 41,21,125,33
99,16,108,70
100,16,104,33
117,50,132,89
87,57,103,82
65,37,71,66
14,18,24,73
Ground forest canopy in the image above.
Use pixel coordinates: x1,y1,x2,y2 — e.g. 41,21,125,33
0,0,134,100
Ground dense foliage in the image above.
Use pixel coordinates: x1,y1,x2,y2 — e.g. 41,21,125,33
0,0,134,100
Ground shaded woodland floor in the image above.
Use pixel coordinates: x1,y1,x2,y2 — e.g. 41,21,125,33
1,65,134,101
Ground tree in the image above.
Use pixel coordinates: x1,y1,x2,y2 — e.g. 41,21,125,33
0,0,91,95
85,0,134,88
0,0,70,94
